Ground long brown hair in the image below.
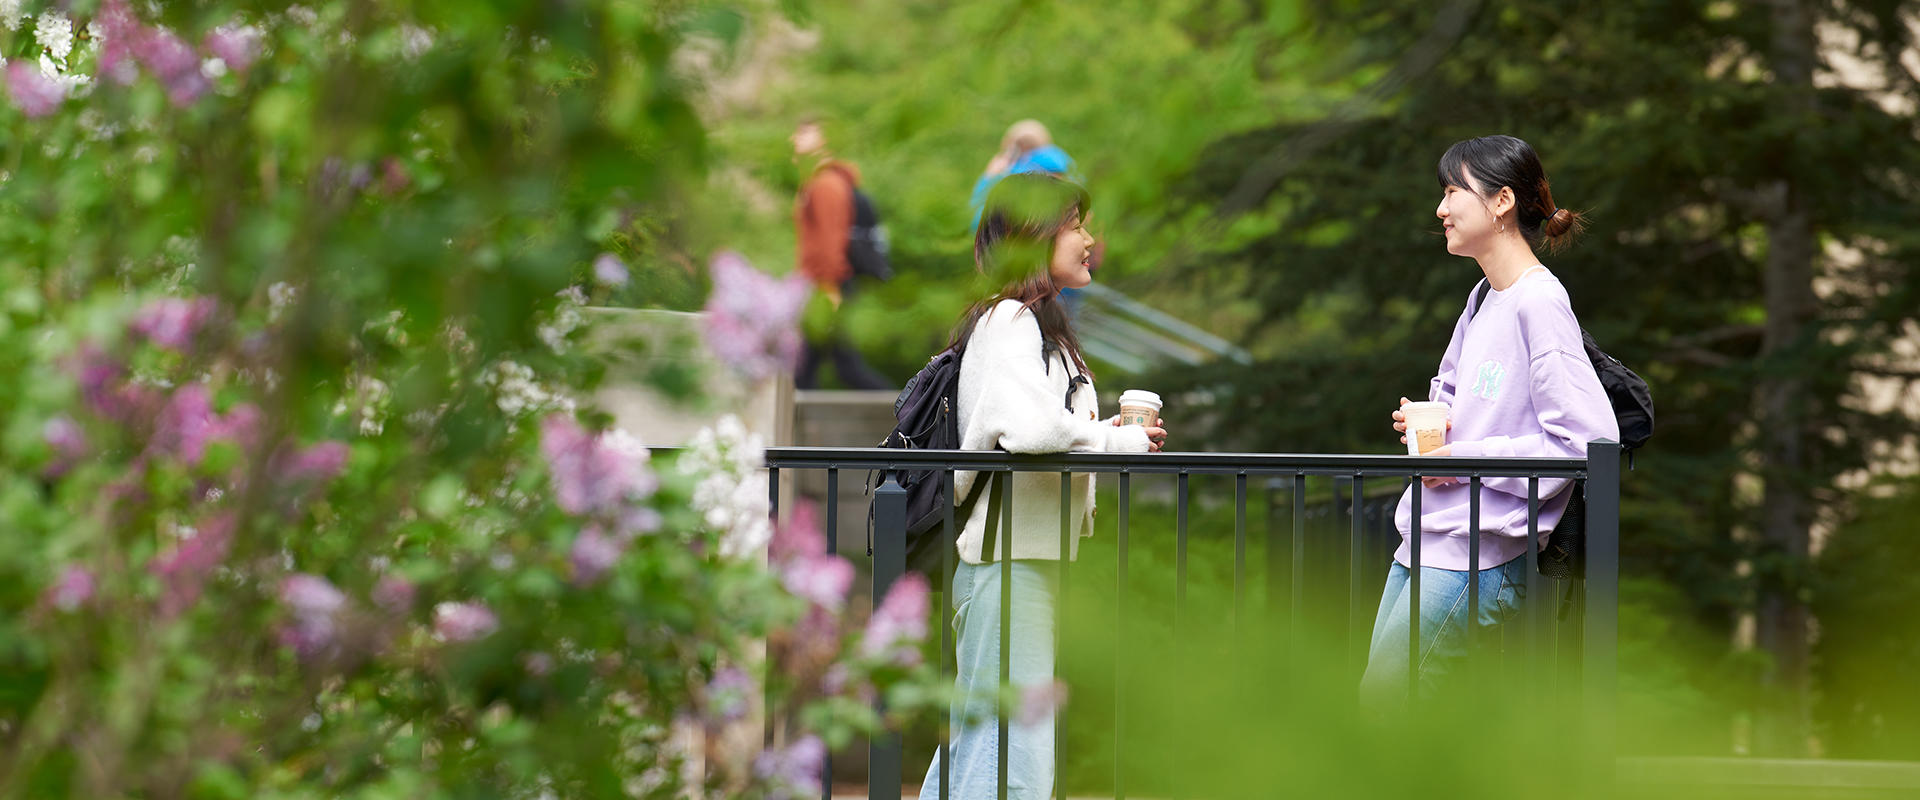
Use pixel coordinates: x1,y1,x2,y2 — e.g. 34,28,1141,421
950,173,1092,378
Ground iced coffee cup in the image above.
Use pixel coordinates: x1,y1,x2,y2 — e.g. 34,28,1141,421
1118,390,1162,428
1402,401,1450,456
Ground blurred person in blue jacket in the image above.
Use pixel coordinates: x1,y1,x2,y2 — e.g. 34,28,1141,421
971,120,1097,309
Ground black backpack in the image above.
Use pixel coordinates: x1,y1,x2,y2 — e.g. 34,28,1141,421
846,188,893,282
1469,279,1653,581
864,346,1003,582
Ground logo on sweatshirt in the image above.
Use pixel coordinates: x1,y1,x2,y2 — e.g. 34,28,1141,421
1470,359,1506,401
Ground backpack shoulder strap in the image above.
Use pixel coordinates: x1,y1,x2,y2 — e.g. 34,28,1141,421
1468,279,1493,321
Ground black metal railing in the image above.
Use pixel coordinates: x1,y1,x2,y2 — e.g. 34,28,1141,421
767,441,1622,800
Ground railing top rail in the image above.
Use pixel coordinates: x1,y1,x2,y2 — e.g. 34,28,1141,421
755,446,1591,478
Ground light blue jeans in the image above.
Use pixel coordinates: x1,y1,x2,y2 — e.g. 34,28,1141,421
1357,557,1528,712
919,561,1057,800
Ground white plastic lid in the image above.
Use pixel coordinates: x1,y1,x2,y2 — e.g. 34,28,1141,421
1118,390,1163,409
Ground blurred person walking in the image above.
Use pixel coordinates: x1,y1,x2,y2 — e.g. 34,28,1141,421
970,120,1099,309
1360,135,1618,711
919,173,1165,800
791,118,892,390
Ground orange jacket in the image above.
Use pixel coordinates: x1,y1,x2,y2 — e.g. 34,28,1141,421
794,161,860,287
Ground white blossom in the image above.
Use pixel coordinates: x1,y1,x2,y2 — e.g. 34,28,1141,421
681,416,772,560
35,13,72,62
1,1,27,32
400,24,434,59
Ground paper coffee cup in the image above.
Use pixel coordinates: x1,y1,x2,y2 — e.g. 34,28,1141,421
1117,390,1162,428
1402,401,1450,456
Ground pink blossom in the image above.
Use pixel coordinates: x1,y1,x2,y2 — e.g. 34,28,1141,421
433,601,498,642
372,575,415,614
281,574,346,617
72,345,160,422
523,651,555,677
769,502,826,564
278,573,346,659
131,297,216,352
702,252,809,381
95,0,142,85
569,526,626,586
6,62,66,118
753,735,824,800
782,554,853,612
132,27,210,106
705,666,754,725
42,416,87,477
151,512,236,617
203,24,262,74
593,253,629,287
539,415,657,524
276,441,349,485
44,566,95,612
1016,680,1070,727
861,573,929,665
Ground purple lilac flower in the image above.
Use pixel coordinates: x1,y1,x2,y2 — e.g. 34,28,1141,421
44,566,95,612
433,601,498,642
42,416,87,477
278,573,347,659
539,415,657,523
151,512,235,617
523,651,555,677
782,553,853,612
1016,680,1070,727
371,574,415,614
72,346,160,422
568,526,625,586
861,573,930,664
5,61,65,118
705,666,754,725
702,251,809,381
132,27,209,106
203,24,262,74
131,297,216,352
95,0,142,85
753,735,825,800
276,441,349,485
769,502,825,564
593,253,629,287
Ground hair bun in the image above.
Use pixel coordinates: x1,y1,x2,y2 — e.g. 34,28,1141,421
1544,208,1575,238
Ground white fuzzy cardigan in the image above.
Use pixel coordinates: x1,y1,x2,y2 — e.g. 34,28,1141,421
952,300,1152,564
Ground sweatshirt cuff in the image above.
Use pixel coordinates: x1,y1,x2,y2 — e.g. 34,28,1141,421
1450,436,1512,458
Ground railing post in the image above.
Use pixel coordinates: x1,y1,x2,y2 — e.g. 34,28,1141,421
1583,440,1621,795
870,473,908,800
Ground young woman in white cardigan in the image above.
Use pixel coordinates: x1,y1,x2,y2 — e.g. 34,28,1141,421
919,174,1165,800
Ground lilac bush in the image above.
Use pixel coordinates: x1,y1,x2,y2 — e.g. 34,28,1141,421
0,3,940,798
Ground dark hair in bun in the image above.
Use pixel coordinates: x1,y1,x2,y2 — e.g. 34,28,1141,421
1438,135,1585,253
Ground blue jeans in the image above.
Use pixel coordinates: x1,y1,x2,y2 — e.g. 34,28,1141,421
919,561,1057,800
1357,557,1528,712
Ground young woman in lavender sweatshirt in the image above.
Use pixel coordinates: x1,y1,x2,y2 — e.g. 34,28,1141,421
1358,135,1619,710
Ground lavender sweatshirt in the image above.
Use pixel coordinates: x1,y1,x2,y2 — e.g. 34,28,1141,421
1393,268,1620,571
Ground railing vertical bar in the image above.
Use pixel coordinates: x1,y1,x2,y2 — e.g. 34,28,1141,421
1409,478,1422,704
997,470,1012,800
1290,473,1307,664
869,473,907,800
1116,470,1130,800
767,465,780,753
1234,472,1247,633
1266,477,1283,624
824,467,838,800
1349,472,1366,678
1467,474,1482,687
940,470,956,800
1058,470,1072,796
1176,472,1190,632
1584,441,1623,792
1525,475,1543,710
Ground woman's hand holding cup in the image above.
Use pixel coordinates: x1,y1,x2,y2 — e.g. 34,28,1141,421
1111,414,1169,452
1395,396,1457,487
